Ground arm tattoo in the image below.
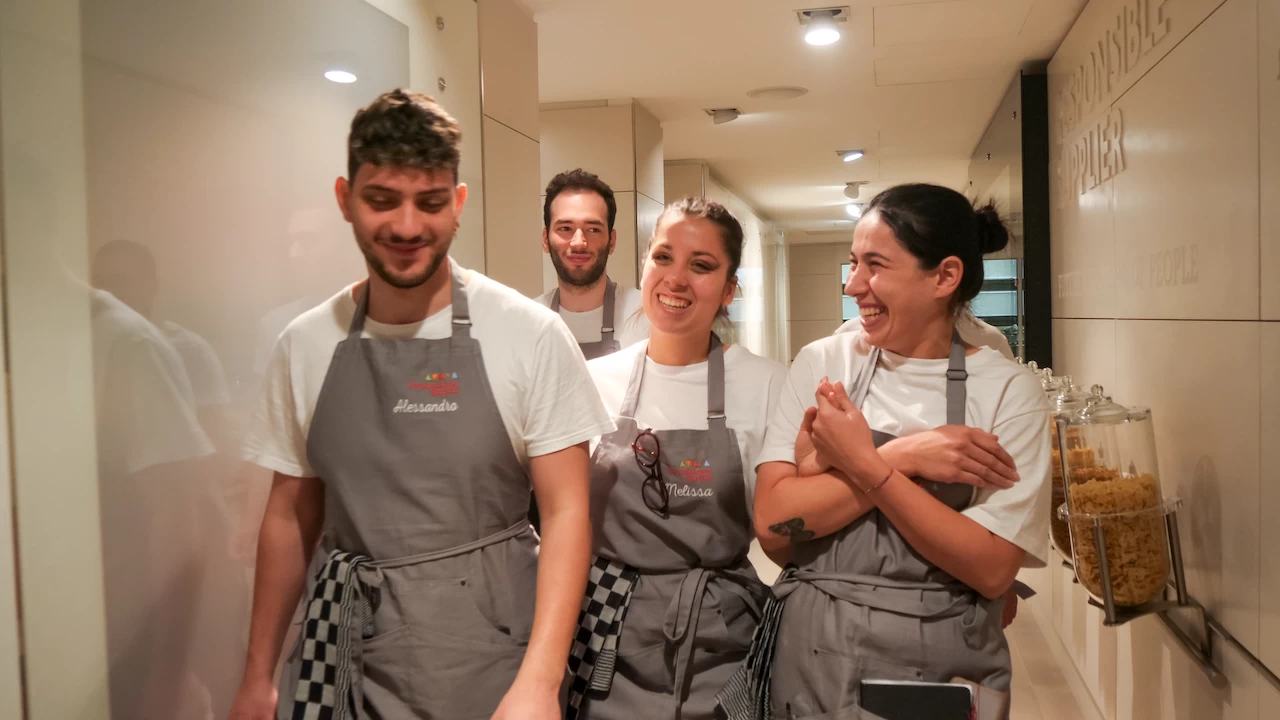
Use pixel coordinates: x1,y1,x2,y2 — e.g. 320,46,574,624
769,518,815,543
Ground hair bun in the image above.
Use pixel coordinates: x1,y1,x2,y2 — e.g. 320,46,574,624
973,201,1009,255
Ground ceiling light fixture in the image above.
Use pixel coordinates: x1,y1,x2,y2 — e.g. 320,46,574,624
745,86,809,101
846,203,863,218
705,108,742,125
324,70,357,84
838,149,865,163
800,7,848,46
844,181,868,200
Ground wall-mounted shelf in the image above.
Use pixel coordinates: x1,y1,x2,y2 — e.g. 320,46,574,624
1055,505,1280,692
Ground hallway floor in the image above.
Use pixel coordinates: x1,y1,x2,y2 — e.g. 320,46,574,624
1006,610,1093,720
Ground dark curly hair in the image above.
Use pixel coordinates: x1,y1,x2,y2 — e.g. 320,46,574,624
347,89,461,182
543,169,617,231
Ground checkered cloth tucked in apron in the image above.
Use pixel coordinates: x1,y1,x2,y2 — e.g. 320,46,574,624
565,555,640,719
288,549,378,720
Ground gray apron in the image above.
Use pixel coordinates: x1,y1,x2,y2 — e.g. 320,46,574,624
580,337,768,719
771,333,1009,719
278,262,540,720
719,333,1010,720
549,277,621,361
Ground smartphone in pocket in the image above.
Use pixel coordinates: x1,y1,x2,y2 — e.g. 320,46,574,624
858,679,974,720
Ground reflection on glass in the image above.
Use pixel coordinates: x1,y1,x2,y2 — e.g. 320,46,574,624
12,0,423,716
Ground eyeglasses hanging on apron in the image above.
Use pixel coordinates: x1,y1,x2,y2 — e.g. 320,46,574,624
719,331,1013,720
567,335,769,720
281,262,541,719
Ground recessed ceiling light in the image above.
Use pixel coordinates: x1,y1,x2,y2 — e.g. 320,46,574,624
800,8,846,46
745,86,809,101
838,149,865,163
844,181,868,199
846,203,863,218
325,70,357,84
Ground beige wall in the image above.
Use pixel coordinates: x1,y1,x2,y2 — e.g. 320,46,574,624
539,99,664,293
786,242,849,360
478,0,542,296
1036,0,1280,718
2,1,111,717
366,0,485,272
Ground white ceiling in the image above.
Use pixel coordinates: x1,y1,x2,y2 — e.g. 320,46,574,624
519,0,1086,233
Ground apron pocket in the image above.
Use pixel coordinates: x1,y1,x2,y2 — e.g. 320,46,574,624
405,625,523,718
415,578,528,649
361,626,413,711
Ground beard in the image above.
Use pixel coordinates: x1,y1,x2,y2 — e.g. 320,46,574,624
357,228,452,289
549,248,609,288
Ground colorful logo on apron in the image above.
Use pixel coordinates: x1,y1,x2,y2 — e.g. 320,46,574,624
408,370,460,396
671,459,713,484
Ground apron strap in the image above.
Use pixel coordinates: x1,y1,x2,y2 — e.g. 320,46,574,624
665,568,712,715
348,284,370,339
618,336,726,424
345,259,471,341
707,333,726,429
550,277,618,344
850,329,968,426
600,278,617,342
617,340,649,418
946,328,968,426
449,260,471,340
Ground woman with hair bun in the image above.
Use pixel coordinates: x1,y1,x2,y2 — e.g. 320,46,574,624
721,183,1050,719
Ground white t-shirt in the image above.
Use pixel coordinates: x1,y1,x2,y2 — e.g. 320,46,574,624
91,290,214,476
757,329,1051,567
162,321,231,406
836,310,1014,360
535,283,648,350
586,342,786,509
244,265,616,479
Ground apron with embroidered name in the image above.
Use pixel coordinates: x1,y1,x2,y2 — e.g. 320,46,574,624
277,262,539,720
548,277,621,361
718,332,1011,720
568,336,768,720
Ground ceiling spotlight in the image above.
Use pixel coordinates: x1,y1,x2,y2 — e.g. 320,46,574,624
706,108,742,125
802,9,844,46
324,70,357,84
844,181,868,200
838,149,865,163
846,203,863,218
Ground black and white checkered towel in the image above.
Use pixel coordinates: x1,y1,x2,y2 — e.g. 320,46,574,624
565,555,639,719
289,549,378,720
715,571,790,720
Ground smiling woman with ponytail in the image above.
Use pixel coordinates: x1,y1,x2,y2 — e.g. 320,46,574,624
720,183,1051,720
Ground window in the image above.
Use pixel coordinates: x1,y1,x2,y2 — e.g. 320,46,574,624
840,262,857,321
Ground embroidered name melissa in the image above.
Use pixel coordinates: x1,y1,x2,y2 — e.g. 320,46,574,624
393,398,458,413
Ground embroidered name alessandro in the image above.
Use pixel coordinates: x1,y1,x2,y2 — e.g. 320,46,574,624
393,398,458,413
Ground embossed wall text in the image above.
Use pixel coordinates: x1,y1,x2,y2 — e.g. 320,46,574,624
1055,0,1172,142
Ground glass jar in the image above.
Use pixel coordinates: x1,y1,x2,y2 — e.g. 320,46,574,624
1057,386,1171,607
1047,377,1089,560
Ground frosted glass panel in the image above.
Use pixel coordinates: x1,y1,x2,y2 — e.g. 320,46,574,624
0,1,478,716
